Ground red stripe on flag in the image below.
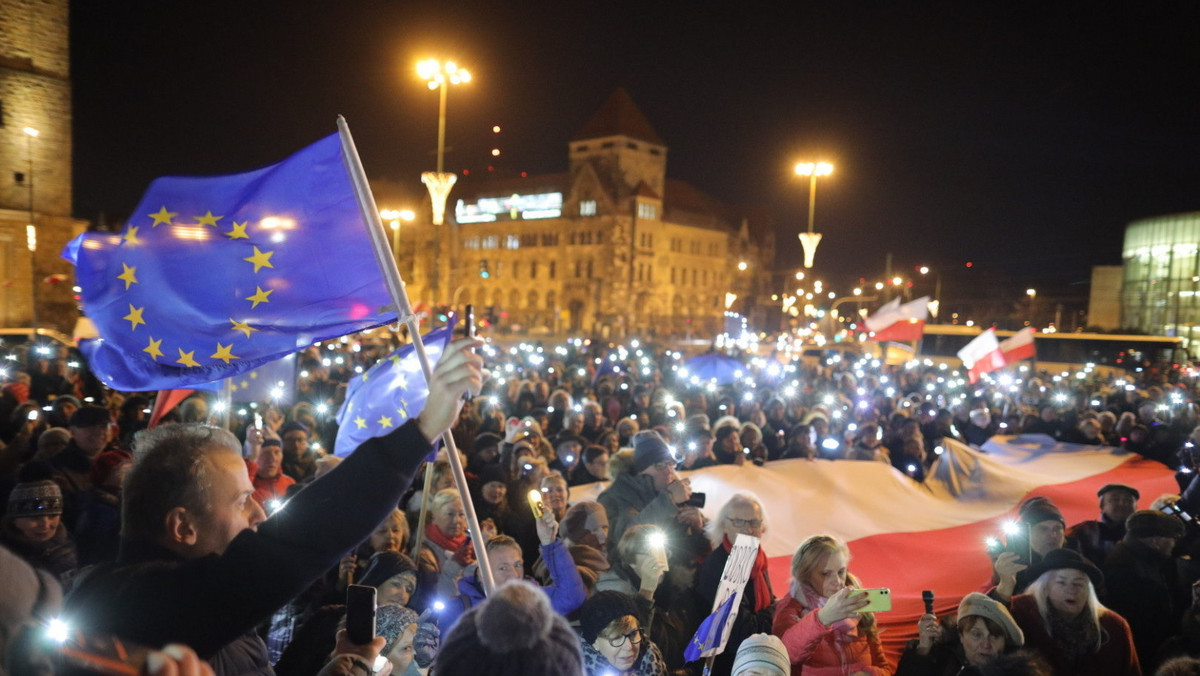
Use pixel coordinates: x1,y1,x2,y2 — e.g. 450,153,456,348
148,389,194,428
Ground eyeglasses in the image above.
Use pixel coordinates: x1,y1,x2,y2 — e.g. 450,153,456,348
652,461,674,471
607,628,643,648
727,517,763,529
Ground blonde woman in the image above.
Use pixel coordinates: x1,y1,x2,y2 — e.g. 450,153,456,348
772,535,889,675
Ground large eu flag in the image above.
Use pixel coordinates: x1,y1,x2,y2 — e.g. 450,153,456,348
63,133,396,391
334,320,456,457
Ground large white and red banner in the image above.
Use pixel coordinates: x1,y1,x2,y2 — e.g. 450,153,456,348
999,326,1037,363
865,296,930,342
575,435,1177,662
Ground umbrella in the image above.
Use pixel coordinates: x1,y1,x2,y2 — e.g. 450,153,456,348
682,352,745,386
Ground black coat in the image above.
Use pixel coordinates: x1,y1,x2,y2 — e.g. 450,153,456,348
65,420,430,676
1103,538,1189,672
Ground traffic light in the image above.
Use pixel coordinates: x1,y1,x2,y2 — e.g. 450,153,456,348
479,259,490,278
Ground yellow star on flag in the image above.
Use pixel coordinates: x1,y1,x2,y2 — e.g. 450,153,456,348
226,222,250,240
240,380,250,388
176,348,200,368
123,226,141,245
377,415,394,429
123,304,146,330
211,343,240,364
389,355,403,366
117,263,139,289
246,286,273,308
397,405,408,419
230,318,258,338
249,372,258,379
354,416,368,430
148,206,177,227
243,246,275,273
195,211,222,227
143,336,164,360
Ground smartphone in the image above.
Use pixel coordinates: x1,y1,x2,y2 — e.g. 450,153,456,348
51,628,149,676
527,489,546,518
345,584,377,646
464,304,476,338
858,588,892,613
683,492,707,509
1006,524,1033,564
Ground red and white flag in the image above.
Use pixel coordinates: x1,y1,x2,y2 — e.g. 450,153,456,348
865,296,930,342
999,327,1037,363
958,328,1007,383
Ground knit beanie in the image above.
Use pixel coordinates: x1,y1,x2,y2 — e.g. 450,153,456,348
957,592,1024,648
632,430,674,473
68,404,111,428
579,590,640,643
731,633,790,676
360,551,418,589
434,580,583,676
279,420,309,436
1126,509,1185,539
375,604,419,656
474,432,503,453
1018,496,1064,526
7,480,63,519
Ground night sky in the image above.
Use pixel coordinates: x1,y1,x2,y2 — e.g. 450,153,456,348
69,1,1200,310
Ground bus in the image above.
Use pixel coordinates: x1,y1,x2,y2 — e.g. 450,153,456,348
896,325,1189,377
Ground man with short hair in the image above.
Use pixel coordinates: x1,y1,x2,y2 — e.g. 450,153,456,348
713,425,745,465
279,421,315,482
1068,483,1139,566
1103,509,1187,671
568,445,609,486
65,339,482,676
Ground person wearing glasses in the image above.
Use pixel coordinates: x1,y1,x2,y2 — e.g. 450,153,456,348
698,493,776,675
579,590,668,676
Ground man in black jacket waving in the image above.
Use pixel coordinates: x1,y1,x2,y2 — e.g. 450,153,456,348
65,338,482,676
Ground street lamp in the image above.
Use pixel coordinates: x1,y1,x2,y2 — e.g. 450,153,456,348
794,161,833,268
1027,288,1037,324
380,208,415,267
23,127,38,330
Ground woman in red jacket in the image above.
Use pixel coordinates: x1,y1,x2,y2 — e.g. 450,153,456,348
772,535,891,676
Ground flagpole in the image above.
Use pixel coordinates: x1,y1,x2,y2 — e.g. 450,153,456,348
336,116,497,596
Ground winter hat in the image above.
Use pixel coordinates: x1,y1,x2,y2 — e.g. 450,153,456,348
1098,483,1140,500
68,404,111,428
957,592,1024,648
632,430,674,473
474,432,503,453
554,433,585,451
279,420,309,436
1027,548,1104,589
731,633,790,676
261,437,282,449
7,480,63,519
579,590,641,643
36,427,71,456
434,580,583,676
374,604,419,656
1018,496,1064,526
1126,509,1185,539
474,463,508,490
89,449,133,487
568,544,611,573
360,550,418,589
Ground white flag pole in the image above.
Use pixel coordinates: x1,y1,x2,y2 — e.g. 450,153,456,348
336,116,497,596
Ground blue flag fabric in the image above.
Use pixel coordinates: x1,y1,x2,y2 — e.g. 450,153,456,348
63,133,396,391
683,593,737,663
228,353,297,404
334,321,456,457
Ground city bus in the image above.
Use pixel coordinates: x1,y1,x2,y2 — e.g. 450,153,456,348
893,325,1189,377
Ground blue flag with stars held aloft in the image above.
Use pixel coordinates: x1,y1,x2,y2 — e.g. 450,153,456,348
334,320,456,457
62,132,396,392
683,593,737,663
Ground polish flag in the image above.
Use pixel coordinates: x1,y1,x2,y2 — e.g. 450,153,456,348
865,296,930,342
958,328,1007,383
1000,327,1037,363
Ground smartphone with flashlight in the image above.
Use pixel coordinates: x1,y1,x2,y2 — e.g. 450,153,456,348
464,304,475,339
527,489,546,518
345,584,377,646
46,623,149,676
858,588,892,613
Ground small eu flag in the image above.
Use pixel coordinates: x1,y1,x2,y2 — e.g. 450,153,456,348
334,321,456,457
63,132,395,391
683,593,737,662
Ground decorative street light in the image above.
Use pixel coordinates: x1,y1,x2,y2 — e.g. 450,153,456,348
24,127,38,330
380,208,415,268
794,161,833,268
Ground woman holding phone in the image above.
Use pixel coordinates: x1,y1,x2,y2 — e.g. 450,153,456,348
773,535,890,676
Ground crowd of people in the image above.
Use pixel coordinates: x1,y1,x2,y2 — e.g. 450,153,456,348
4,331,1200,676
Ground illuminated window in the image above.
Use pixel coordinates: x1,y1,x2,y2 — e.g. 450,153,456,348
505,235,519,249
580,200,597,216
638,203,657,220
482,236,498,249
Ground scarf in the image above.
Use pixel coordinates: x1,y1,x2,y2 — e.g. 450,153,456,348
1048,607,1100,661
792,581,860,638
425,522,468,553
723,535,772,612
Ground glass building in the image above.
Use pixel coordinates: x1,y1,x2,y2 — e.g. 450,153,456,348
1122,212,1200,350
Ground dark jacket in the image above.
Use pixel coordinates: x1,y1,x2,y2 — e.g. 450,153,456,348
1068,514,1126,568
1103,538,1185,672
65,420,431,676
696,544,775,676
1008,594,1140,676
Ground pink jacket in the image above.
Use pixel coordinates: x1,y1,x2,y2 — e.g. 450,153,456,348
772,590,891,676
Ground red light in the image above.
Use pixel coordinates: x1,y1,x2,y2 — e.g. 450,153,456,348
965,262,973,268
462,169,470,175
906,281,914,288
487,166,494,172
520,171,527,177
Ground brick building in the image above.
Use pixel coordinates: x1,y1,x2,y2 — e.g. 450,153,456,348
392,89,775,338
1,0,87,331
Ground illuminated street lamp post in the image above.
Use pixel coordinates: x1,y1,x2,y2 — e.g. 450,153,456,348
417,59,470,305
24,127,39,330
380,208,415,269
794,161,833,268
1027,288,1037,325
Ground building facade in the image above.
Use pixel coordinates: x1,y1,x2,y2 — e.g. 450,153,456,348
1120,211,1200,349
392,89,774,338
0,0,87,331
